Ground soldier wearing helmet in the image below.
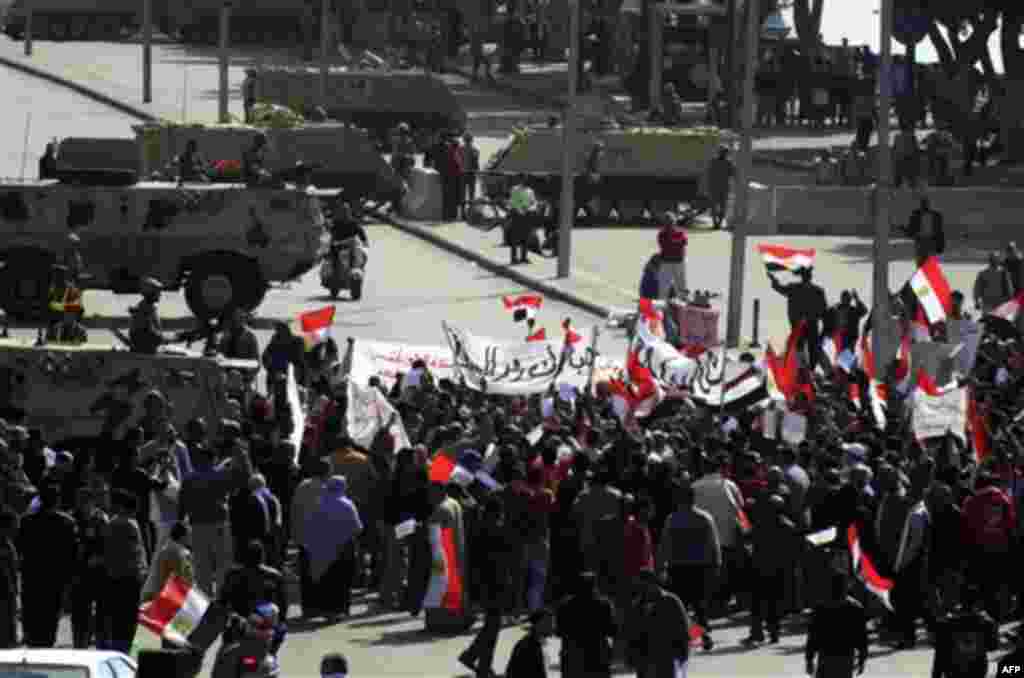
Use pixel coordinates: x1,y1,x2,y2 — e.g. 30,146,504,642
242,133,271,187
114,278,168,354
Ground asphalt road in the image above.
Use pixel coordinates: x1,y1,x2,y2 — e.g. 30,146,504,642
0,58,998,678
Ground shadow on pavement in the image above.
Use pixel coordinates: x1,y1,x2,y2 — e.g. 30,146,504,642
826,239,999,267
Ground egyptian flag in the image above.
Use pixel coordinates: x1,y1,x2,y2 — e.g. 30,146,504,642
915,367,942,398
139,575,227,649
562,319,583,350
893,332,912,394
764,344,788,401
847,524,894,611
428,450,475,487
848,381,862,410
526,326,547,342
297,305,336,351
757,244,816,273
504,294,543,322
626,346,664,419
782,322,814,404
858,331,888,429
909,306,932,343
638,298,665,338
422,522,466,614
900,256,953,325
982,291,1024,340
967,387,991,465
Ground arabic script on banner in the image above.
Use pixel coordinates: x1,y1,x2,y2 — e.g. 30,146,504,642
912,386,967,442
444,324,605,396
348,340,455,387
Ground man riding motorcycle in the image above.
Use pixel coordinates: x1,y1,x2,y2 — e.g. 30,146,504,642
322,201,369,299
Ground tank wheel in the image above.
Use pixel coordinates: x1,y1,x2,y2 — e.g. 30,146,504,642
184,254,267,322
70,16,87,39
0,250,55,322
349,276,363,301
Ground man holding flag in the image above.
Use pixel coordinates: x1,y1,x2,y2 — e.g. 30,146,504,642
769,267,828,372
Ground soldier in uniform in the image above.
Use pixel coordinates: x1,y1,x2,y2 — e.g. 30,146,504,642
117,278,169,354
217,309,260,361
242,134,271,187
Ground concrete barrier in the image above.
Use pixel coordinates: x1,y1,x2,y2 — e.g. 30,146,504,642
400,167,443,221
773,186,1024,238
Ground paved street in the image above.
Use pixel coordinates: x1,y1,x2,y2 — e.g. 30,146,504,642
0,47,1016,677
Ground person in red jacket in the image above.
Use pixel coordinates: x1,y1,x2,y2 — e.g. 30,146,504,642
656,213,687,299
961,473,1016,622
442,133,466,222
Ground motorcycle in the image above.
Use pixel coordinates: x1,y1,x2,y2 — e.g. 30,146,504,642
319,236,368,301
210,606,283,678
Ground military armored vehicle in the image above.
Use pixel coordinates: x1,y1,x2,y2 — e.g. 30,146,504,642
481,121,729,218
0,162,331,321
0,338,256,445
244,67,467,147
134,120,403,205
2,0,169,40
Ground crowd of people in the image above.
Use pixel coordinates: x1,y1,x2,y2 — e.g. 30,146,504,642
2,234,1024,678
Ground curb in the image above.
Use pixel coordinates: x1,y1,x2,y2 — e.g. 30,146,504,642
384,215,612,319
0,52,157,122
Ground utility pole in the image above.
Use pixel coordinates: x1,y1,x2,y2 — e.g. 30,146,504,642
724,0,758,348
143,0,152,103
219,1,231,123
23,0,33,56
320,0,330,103
648,3,662,111
557,0,579,279
872,0,893,367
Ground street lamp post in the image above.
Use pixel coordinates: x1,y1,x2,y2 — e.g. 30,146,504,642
724,0,758,348
219,1,231,123
872,0,893,366
557,0,580,279
24,0,33,56
320,0,330,103
143,0,152,103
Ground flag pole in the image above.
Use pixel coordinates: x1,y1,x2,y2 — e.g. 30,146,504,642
586,325,601,393
717,345,729,419
341,336,355,380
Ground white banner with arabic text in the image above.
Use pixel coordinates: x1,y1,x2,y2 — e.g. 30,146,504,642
347,340,456,388
444,323,614,396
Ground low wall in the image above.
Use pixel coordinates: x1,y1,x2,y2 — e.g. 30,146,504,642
773,186,1024,238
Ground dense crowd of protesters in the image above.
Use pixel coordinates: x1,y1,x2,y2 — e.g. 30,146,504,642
0,240,1022,678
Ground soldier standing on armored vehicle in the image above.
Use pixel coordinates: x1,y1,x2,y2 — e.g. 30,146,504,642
243,134,271,187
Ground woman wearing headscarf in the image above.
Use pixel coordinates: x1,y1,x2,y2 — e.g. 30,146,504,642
302,476,363,619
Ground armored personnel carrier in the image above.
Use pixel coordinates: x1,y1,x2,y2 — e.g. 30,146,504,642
0,338,256,444
481,119,730,219
133,120,403,205
0,161,331,321
244,67,467,147
2,0,167,40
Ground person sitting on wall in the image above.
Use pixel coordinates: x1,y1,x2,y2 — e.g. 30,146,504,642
39,142,58,181
178,140,209,184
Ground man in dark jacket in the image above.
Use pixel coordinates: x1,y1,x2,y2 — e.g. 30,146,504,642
18,484,77,647
628,569,691,678
904,197,945,265
72,486,110,649
103,489,148,653
745,494,798,645
769,267,828,369
556,571,617,678
506,607,554,678
459,498,510,678
0,510,19,648
805,573,868,678
230,474,280,568
219,540,288,626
